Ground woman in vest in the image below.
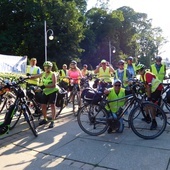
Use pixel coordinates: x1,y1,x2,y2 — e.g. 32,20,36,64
115,60,132,88
150,56,166,82
104,79,131,134
136,63,163,130
29,61,59,128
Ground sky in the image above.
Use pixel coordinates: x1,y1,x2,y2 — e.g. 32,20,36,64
87,0,170,59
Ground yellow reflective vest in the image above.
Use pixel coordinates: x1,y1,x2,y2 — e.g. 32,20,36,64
98,67,112,83
151,64,165,82
141,71,161,93
26,66,40,85
42,72,59,95
115,69,128,87
106,88,126,113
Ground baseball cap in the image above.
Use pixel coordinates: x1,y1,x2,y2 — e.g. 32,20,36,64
101,59,107,63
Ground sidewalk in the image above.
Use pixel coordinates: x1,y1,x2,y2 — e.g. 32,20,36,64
0,106,170,170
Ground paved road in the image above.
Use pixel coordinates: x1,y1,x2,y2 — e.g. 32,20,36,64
0,105,170,170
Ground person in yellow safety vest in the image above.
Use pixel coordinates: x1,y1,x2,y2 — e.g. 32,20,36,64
59,64,68,81
29,61,59,129
81,64,89,77
124,56,136,78
26,58,41,86
114,60,132,88
94,59,115,87
150,56,166,83
136,63,163,130
104,79,132,134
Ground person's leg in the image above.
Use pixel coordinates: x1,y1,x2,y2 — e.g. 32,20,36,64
48,92,57,128
39,94,48,125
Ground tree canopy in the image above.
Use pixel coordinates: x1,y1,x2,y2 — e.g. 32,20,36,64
0,0,166,69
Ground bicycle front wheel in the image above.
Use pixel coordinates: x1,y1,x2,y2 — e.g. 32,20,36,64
129,102,167,139
72,93,81,116
25,105,38,137
77,104,108,136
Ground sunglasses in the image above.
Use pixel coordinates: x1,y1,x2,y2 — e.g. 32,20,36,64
114,84,121,87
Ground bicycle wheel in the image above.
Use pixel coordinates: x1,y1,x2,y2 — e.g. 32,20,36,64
77,104,109,136
24,105,38,137
129,102,167,139
163,102,170,125
72,93,80,116
0,97,7,113
9,105,22,130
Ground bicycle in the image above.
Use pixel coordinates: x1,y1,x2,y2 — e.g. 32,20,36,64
0,77,38,137
77,81,167,139
160,82,170,125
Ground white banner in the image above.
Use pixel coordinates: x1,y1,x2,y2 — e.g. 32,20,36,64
0,54,27,74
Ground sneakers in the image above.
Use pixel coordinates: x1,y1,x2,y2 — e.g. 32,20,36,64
150,120,157,130
39,119,48,125
142,115,151,123
49,121,54,128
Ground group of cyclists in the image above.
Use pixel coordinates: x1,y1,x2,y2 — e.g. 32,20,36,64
26,55,167,132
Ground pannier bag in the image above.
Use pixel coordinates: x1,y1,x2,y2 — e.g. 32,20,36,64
81,89,102,104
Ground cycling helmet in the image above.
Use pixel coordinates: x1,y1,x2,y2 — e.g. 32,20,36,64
101,59,107,63
127,56,133,61
113,79,122,85
118,60,125,65
71,60,77,65
43,61,53,67
136,63,145,71
155,56,162,62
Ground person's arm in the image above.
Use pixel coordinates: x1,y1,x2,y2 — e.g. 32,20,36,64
108,64,115,74
30,73,42,79
94,64,101,74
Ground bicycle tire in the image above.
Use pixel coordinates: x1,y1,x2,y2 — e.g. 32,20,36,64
72,93,80,116
77,104,109,136
0,97,7,113
163,102,170,125
24,105,38,137
129,102,167,139
9,111,22,130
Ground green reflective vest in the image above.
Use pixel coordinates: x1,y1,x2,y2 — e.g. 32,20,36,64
141,71,161,93
151,64,165,82
26,66,40,85
42,72,59,95
106,88,126,113
115,69,128,87
98,67,112,83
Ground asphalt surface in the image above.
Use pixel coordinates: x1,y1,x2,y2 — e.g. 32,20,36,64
0,103,170,170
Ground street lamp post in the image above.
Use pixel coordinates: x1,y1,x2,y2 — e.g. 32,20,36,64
44,20,54,61
109,40,116,64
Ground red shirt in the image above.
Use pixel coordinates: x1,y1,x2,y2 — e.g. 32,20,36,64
143,72,163,91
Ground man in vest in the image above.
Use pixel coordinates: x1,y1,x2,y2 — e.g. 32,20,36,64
26,58,41,86
59,64,68,81
115,60,132,88
94,59,114,86
150,56,166,82
81,64,89,77
136,63,163,130
124,56,136,78
104,79,132,133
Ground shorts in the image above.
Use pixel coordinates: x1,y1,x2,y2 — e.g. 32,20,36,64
41,92,57,105
151,90,162,105
68,84,80,92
